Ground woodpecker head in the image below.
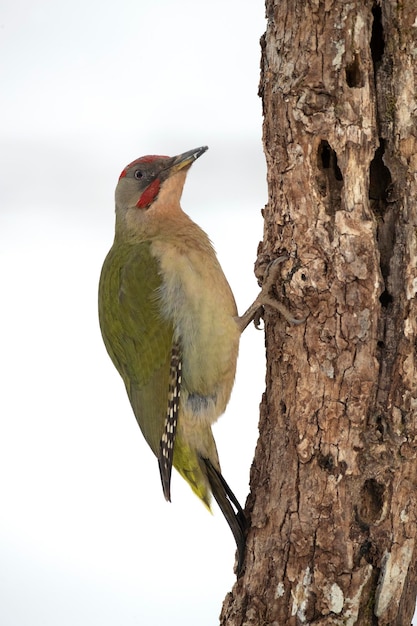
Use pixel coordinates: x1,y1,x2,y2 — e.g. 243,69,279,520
114,146,208,241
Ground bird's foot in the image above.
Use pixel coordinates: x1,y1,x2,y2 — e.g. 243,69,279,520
236,255,305,332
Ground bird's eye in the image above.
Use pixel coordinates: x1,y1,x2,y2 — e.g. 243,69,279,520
134,170,143,180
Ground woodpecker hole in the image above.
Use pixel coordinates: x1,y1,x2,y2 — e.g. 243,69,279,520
375,414,387,437
369,140,392,214
346,53,364,88
359,540,372,559
379,290,393,308
318,454,347,478
339,460,348,475
317,453,334,472
371,4,385,69
316,141,343,236
358,540,380,567
357,479,385,525
369,139,395,293
318,140,343,182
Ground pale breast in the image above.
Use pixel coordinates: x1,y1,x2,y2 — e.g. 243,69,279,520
150,238,240,424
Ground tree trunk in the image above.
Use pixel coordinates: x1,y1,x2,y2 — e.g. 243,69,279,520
221,1,417,624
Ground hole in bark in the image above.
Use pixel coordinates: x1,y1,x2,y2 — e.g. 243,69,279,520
371,4,385,68
318,453,334,472
379,290,393,307
339,460,347,475
317,141,343,228
319,140,343,181
357,478,385,524
369,140,392,214
359,540,372,558
346,54,364,88
370,140,394,284
359,540,380,568
375,414,387,437
280,400,287,414
377,340,385,349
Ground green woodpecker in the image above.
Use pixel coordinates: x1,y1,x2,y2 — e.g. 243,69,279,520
98,146,299,574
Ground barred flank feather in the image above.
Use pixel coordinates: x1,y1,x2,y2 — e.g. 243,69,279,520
158,343,182,501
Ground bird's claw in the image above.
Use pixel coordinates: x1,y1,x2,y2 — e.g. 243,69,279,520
237,254,305,332
252,306,264,330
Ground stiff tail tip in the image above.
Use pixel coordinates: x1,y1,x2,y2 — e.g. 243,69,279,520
203,458,247,576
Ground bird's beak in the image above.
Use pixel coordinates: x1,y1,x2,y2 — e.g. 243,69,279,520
169,146,208,174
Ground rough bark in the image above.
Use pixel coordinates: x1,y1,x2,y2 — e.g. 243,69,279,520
221,1,417,624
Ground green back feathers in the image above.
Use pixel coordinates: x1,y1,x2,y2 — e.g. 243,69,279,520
102,242,172,386
99,242,173,455
98,241,212,506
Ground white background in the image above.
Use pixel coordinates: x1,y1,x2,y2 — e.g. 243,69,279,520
0,1,267,625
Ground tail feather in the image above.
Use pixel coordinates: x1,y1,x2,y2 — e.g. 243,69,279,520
203,457,247,576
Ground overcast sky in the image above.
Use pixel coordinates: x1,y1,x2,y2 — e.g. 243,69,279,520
0,1,268,625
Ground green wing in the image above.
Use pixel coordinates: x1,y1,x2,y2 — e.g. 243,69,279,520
99,240,246,570
98,241,173,456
